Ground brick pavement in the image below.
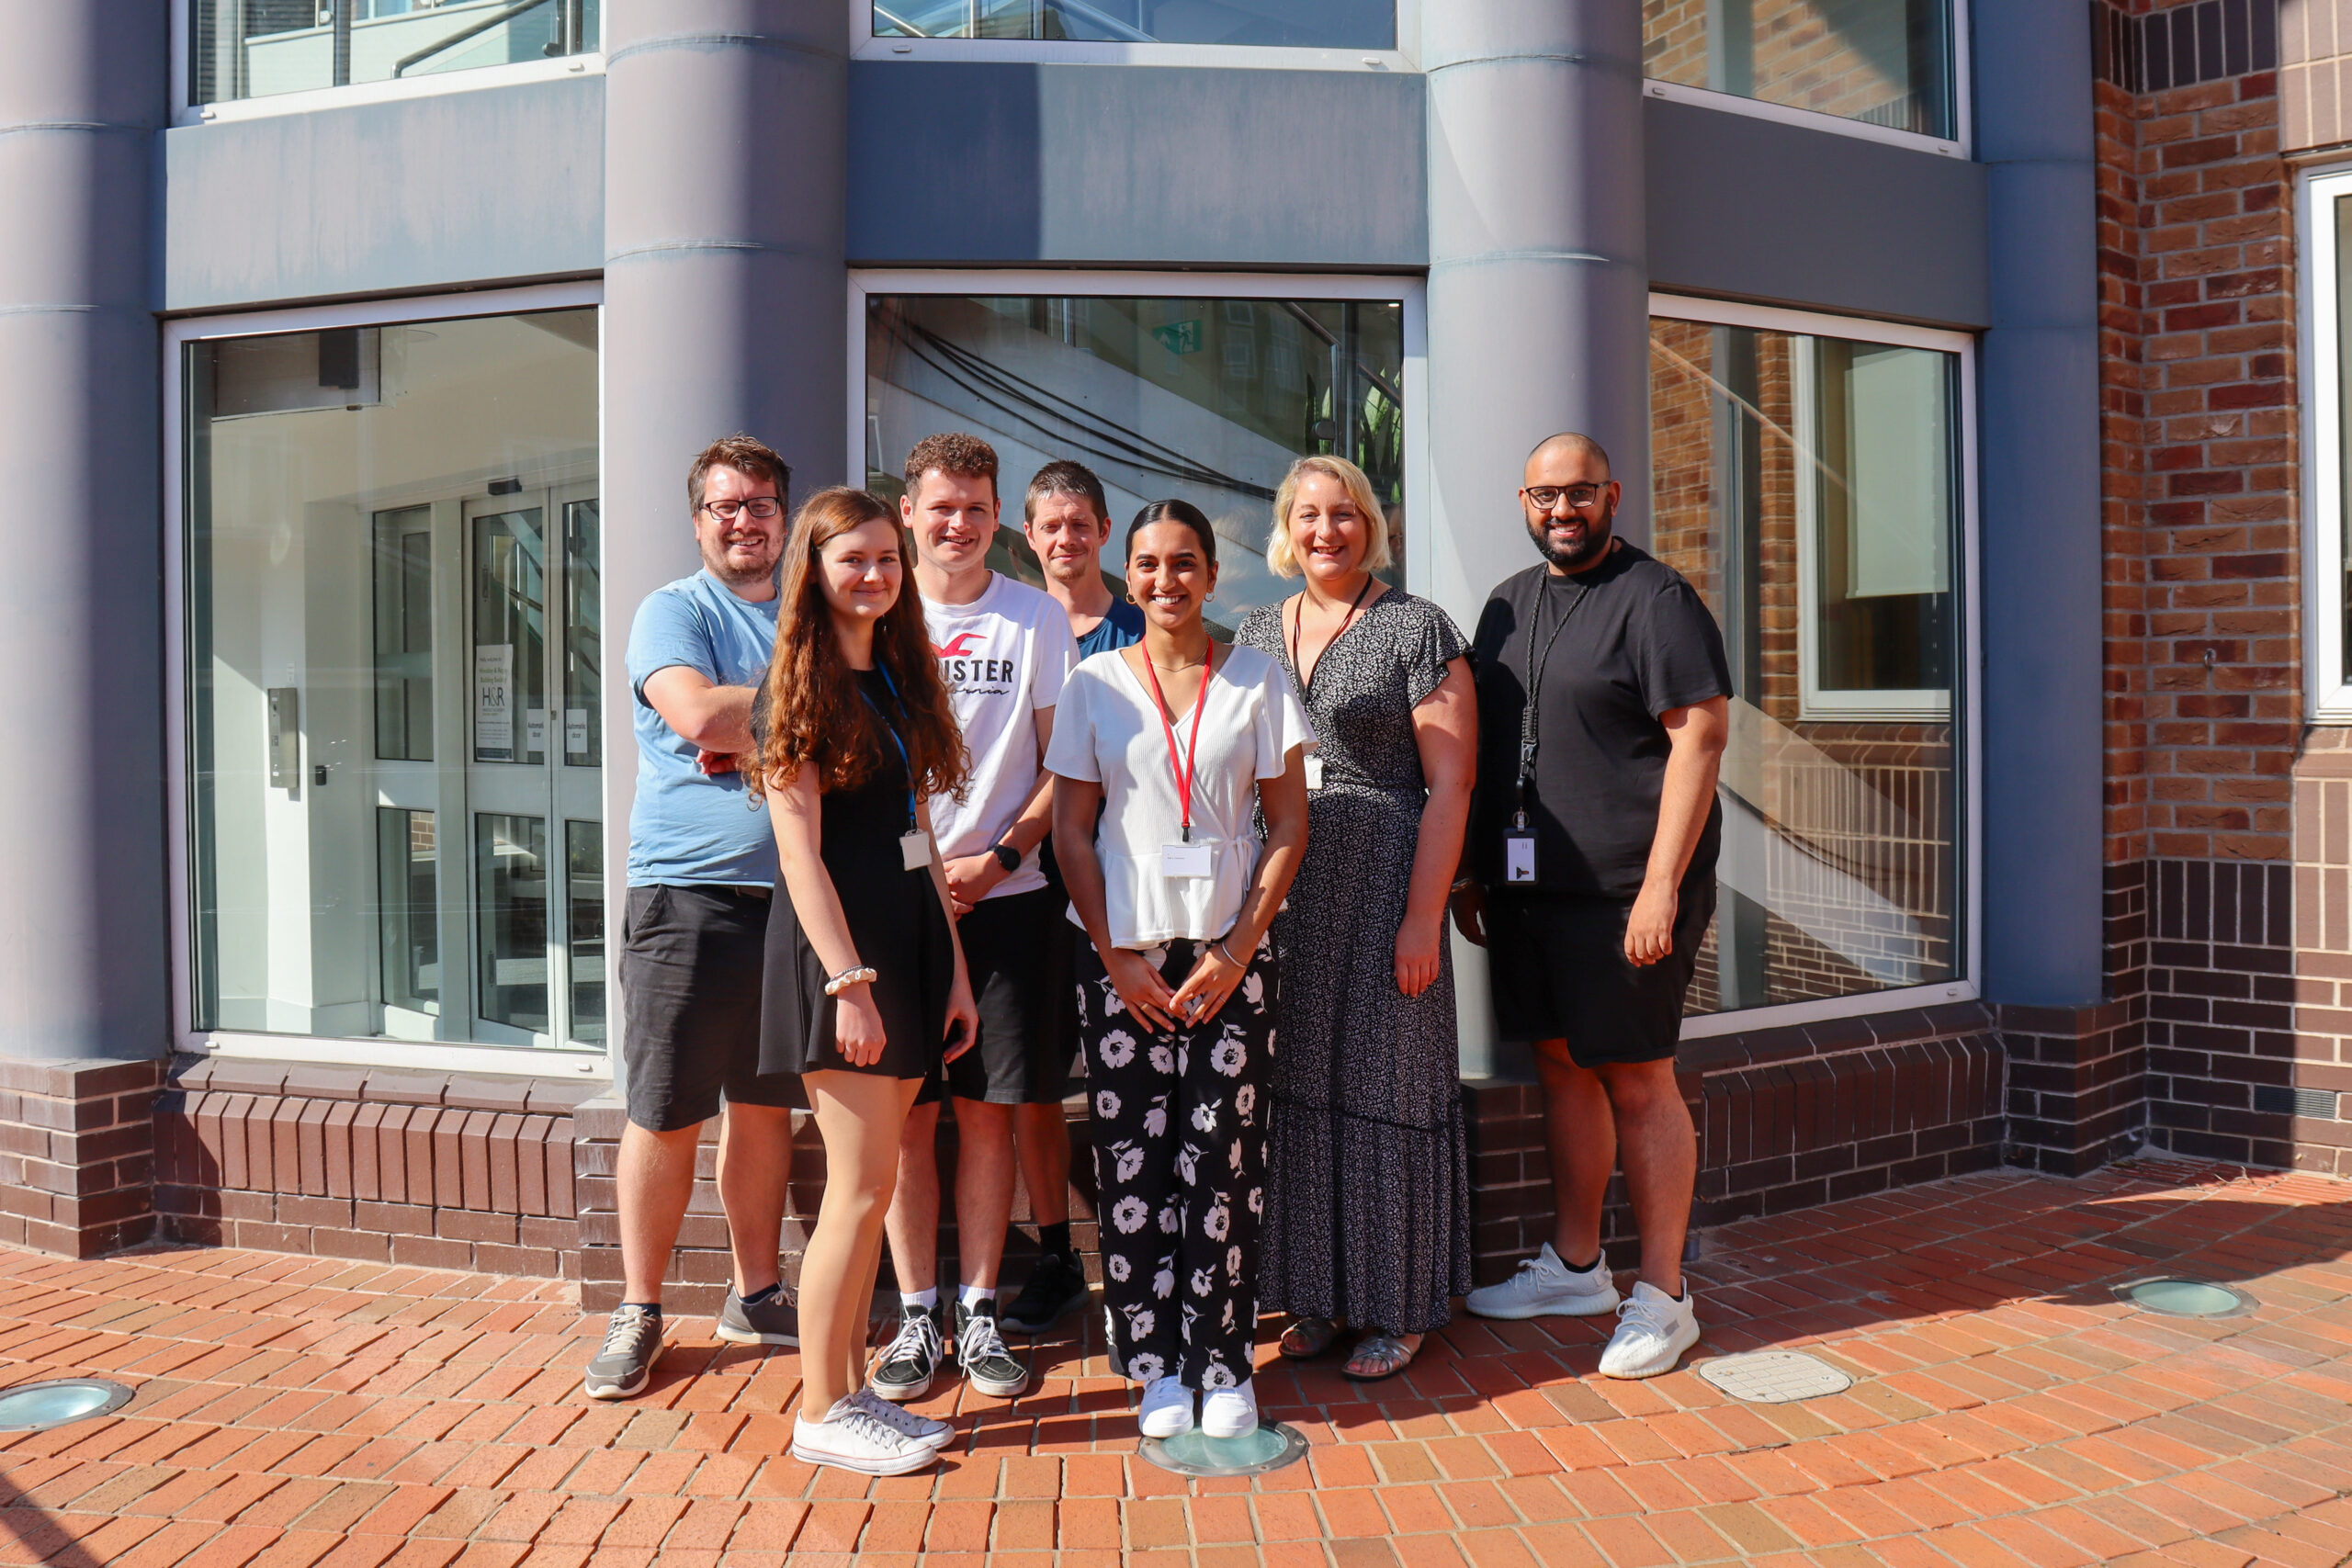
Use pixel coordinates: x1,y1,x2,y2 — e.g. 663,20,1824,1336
0,1155,2345,1567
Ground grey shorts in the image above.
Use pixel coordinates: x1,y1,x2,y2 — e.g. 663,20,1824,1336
619,884,802,1132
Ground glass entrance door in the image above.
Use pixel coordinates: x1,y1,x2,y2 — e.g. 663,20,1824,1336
464,484,603,1048
368,479,601,1052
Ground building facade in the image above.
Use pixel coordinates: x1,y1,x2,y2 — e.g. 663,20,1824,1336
8,0,2312,1314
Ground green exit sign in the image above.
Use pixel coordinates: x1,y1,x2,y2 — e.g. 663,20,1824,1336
1153,320,1203,355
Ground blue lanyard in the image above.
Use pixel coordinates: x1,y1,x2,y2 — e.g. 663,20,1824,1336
859,662,919,832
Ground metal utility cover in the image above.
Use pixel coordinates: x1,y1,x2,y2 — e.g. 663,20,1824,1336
1695,1351,1854,1403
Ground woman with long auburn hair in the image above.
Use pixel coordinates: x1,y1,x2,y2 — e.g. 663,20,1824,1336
752,485,978,1476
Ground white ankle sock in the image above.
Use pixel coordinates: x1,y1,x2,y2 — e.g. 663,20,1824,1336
900,1288,938,1311
959,1283,994,1310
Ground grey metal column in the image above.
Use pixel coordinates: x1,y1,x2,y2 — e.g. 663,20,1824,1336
1975,0,2103,1006
0,10,168,1061
1422,0,1648,1075
601,2,849,1070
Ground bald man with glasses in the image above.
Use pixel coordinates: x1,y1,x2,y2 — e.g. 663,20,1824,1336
1453,433,1730,1380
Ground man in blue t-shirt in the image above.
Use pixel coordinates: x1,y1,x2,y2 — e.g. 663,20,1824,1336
1025,459,1146,660
585,434,801,1401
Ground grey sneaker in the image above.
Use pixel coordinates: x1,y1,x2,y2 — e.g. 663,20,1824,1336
956,1298,1030,1398
1002,1250,1090,1335
1464,1244,1621,1320
870,1303,944,1403
582,1304,664,1400
715,1286,800,1347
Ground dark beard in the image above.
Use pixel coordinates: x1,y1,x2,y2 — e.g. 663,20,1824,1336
1528,498,1615,572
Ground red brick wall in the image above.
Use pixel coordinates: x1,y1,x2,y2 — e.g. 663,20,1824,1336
155,1058,588,1277
0,1058,162,1259
2098,12,2297,869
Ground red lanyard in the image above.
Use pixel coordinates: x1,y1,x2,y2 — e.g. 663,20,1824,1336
1142,652,1210,842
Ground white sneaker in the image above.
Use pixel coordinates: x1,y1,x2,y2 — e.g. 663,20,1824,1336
1199,1379,1259,1439
791,1397,941,1475
1138,1375,1194,1438
1464,1245,1620,1320
854,1385,956,1450
1598,1281,1701,1379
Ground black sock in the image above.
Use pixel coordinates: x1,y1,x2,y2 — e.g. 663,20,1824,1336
1561,1255,1600,1275
622,1301,662,1317
740,1283,780,1306
1038,1221,1073,1260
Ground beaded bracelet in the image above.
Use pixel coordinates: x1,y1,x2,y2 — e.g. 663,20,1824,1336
823,965,877,998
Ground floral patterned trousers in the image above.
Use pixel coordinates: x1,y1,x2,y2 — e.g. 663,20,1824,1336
1077,933,1275,1393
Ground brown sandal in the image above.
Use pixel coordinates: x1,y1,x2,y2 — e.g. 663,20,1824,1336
1279,1315,1341,1359
1341,1332,1422,1382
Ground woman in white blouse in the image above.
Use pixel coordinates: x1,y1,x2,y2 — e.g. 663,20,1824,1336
1046,499,1313,1443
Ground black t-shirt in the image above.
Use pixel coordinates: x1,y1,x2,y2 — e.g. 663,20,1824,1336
1468,540,1733,899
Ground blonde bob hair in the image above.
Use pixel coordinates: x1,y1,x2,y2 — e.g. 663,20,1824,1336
1265,454,1394,578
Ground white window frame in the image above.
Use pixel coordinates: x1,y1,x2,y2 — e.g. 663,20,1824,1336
1650,291,1983,1039
2301,164,2352,720
1640,0,1972,160
164,280,614,1080
851,0,1418,70
170,1,603,127
848,266,1429,585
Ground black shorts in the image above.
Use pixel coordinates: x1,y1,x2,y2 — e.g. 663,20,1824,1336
1487,880,1717,1067
620,885,803,1132
944,886,1080,1105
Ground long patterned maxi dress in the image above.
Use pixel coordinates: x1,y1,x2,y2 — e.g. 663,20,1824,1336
1238,589,1473,1336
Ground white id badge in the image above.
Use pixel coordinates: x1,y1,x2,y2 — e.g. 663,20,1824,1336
899,829,932,871
1504,830,1538,885
1161,840,1214,879
1305,754,1325,790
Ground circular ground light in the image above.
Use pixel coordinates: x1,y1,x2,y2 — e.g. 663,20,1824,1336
1138,1422,1310,1478
1696,1351,1854,1404
2113,1277,2256,1319
0,1380,132,1432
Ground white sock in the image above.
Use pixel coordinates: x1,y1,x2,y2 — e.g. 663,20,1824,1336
901,1288,938,1311
960,1283,995,1310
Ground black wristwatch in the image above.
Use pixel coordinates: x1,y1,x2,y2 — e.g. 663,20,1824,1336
989,841,1021,874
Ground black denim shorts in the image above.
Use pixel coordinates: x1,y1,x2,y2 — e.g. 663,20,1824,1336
618,884,802,1132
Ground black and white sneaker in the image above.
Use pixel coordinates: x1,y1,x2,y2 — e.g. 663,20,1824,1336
955,1298,1031,1398
870,1302,944,1403
1001,1251,1090,1335
582,1303,664,1400
714,1286,800,1347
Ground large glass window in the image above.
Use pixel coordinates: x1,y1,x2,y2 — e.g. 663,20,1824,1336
185,307,602,1052
1643,0,1956,141
1650,310,1963,1012
872,0,1391,47
190,0,599,105
866,293,1406,636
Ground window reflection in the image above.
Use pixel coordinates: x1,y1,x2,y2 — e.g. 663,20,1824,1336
185,308,600,1051
1650,316,1962,1013
1643,0,1955,141
866,293,1406,635
873,0,1392,47
190,0,600,105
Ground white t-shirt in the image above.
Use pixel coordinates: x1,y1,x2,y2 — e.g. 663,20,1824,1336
1043,642,1317,949
924,572,1080,900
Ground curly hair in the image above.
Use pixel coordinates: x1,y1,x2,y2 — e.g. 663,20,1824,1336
904,431,1000,503
754,487,969,802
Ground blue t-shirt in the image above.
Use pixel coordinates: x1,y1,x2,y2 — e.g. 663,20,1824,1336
1077,599,1147,659
625,571,782,887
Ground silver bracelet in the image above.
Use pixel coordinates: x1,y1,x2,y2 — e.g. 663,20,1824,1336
823,965,877,998
1213,939,1243,968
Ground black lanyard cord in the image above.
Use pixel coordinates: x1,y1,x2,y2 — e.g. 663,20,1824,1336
1515,576,1587,828
1287,575,1374,697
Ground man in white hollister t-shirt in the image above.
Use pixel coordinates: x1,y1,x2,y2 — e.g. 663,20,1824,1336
873,434,1080,1407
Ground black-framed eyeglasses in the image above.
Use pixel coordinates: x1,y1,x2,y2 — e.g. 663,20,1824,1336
1521,484,1608,510
701,497,784,521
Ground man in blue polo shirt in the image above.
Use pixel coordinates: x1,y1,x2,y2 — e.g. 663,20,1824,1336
585,434,801,1401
